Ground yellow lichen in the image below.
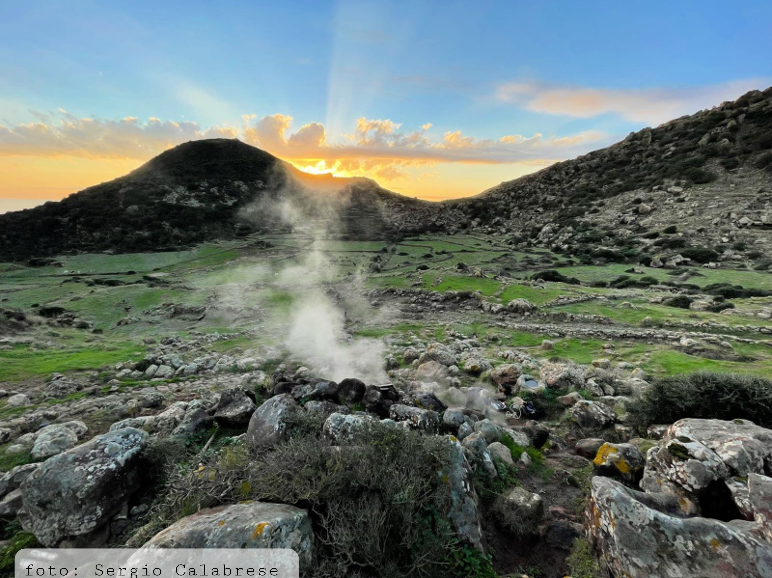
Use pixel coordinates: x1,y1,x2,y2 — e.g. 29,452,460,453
593,443,617,466
251,522,271,540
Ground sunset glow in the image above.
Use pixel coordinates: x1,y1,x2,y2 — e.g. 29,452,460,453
1,1,770,213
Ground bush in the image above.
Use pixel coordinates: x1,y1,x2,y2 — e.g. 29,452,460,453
681,246,719,264
491,493,541,537
662,225,678,234
664,295,692,309
141,420,477,578
532,270,580,285
628,372,772,430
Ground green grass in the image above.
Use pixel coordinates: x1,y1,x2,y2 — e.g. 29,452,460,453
499,283,567,305
0,342,145,382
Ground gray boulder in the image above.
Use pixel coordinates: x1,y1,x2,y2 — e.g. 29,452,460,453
246,395,300,450
322,412,378,443
214,389,256,427
20,427,148,546
588,476,772,578
30,424,79,460
143,502,313,567
569,400,616,431
389,404,440,433
439,437,484,551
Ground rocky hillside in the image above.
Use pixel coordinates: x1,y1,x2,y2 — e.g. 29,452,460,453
0,139,436,261
448,87,772,269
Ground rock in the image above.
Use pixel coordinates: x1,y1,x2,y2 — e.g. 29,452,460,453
144,364,159,378
459,353,491,376
641,418,772,517
489,363,522,395
575,438,605,460
473,419,501,444
500,487,544,520
403,347,420,363
557,391,583,407
540,339,554,350
322,412,378,443
462,431,496,478
419,343,457,367
440,437,484,551
389,404,440,433
488,442,514,466
20,428,148,546
214,389,256,427
588,476,772,578
519,451,532,467
5,394,30,408
569,400,616,431
507,299,535,315
303,401,349,417
518,421,549,449
172,407,214,437
30,424,79,460
0,489,23,518
154,365,174,379
415,360,448,382
442,408,467,433
540,362,585,390
337,378,366,404
646,424,669,440
591,358,611,369
246,395,300,450
143,502,313,566
593,442,645,485
310,381,341,403
362,386,389,417
0,463,38,498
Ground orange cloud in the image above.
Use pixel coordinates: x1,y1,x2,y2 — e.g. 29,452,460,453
495,78,771,124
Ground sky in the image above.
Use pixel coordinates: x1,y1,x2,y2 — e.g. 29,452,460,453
0,0,770,213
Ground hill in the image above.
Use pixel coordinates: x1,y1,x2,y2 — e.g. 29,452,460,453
447,87,772,269
0,139,435,261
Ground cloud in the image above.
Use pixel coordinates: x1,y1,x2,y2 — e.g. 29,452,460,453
495,78,770,124
242,113,607,171
0,109,609,182
0,110,237,159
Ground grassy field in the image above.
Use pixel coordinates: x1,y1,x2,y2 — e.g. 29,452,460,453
2,233,770,384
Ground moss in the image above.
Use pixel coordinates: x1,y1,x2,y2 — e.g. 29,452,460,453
566,538,601,578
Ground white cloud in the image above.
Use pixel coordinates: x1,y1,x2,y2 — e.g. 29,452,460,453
495,78,770,124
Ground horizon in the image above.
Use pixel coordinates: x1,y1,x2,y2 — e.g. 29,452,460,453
1,0,771,214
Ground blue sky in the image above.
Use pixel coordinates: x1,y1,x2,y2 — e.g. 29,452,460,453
0,0,770,207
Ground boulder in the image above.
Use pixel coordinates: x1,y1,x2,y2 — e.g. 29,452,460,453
337,378,366,404
245,395,300,451
487,442,514,466
500,487,544,520
143,502,313,566
569,400,616,431
557,391,583,407
214,389,256,427
0,463,38,498
389,404,440,433
322,412,379,443
593,442,645,485
20,428,148,546
30,424,79,460
507,299,535,315
461,431,496,478
575,438,605,460
641,418,772,518
419,343,457,367
489,363,522,395
588,476,772,578
439,437,484,551
540,362,585,390
5,394,30,408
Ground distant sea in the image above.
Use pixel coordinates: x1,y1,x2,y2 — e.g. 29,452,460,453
0,199,52,214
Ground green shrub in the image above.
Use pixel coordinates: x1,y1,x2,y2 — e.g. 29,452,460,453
628,372,772,430
532,270,580,285
681,246,719,264
664,295,692,309
662,225,678,234
140,421,477,578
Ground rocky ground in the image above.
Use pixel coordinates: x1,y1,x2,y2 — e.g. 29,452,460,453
1,232,771,577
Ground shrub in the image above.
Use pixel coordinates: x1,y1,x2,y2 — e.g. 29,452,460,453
628,372,772,430
532,270,580,285
491,492,541,537
664,295,692,309
662,225,678,234
681,246,719,264
140,421,477,578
